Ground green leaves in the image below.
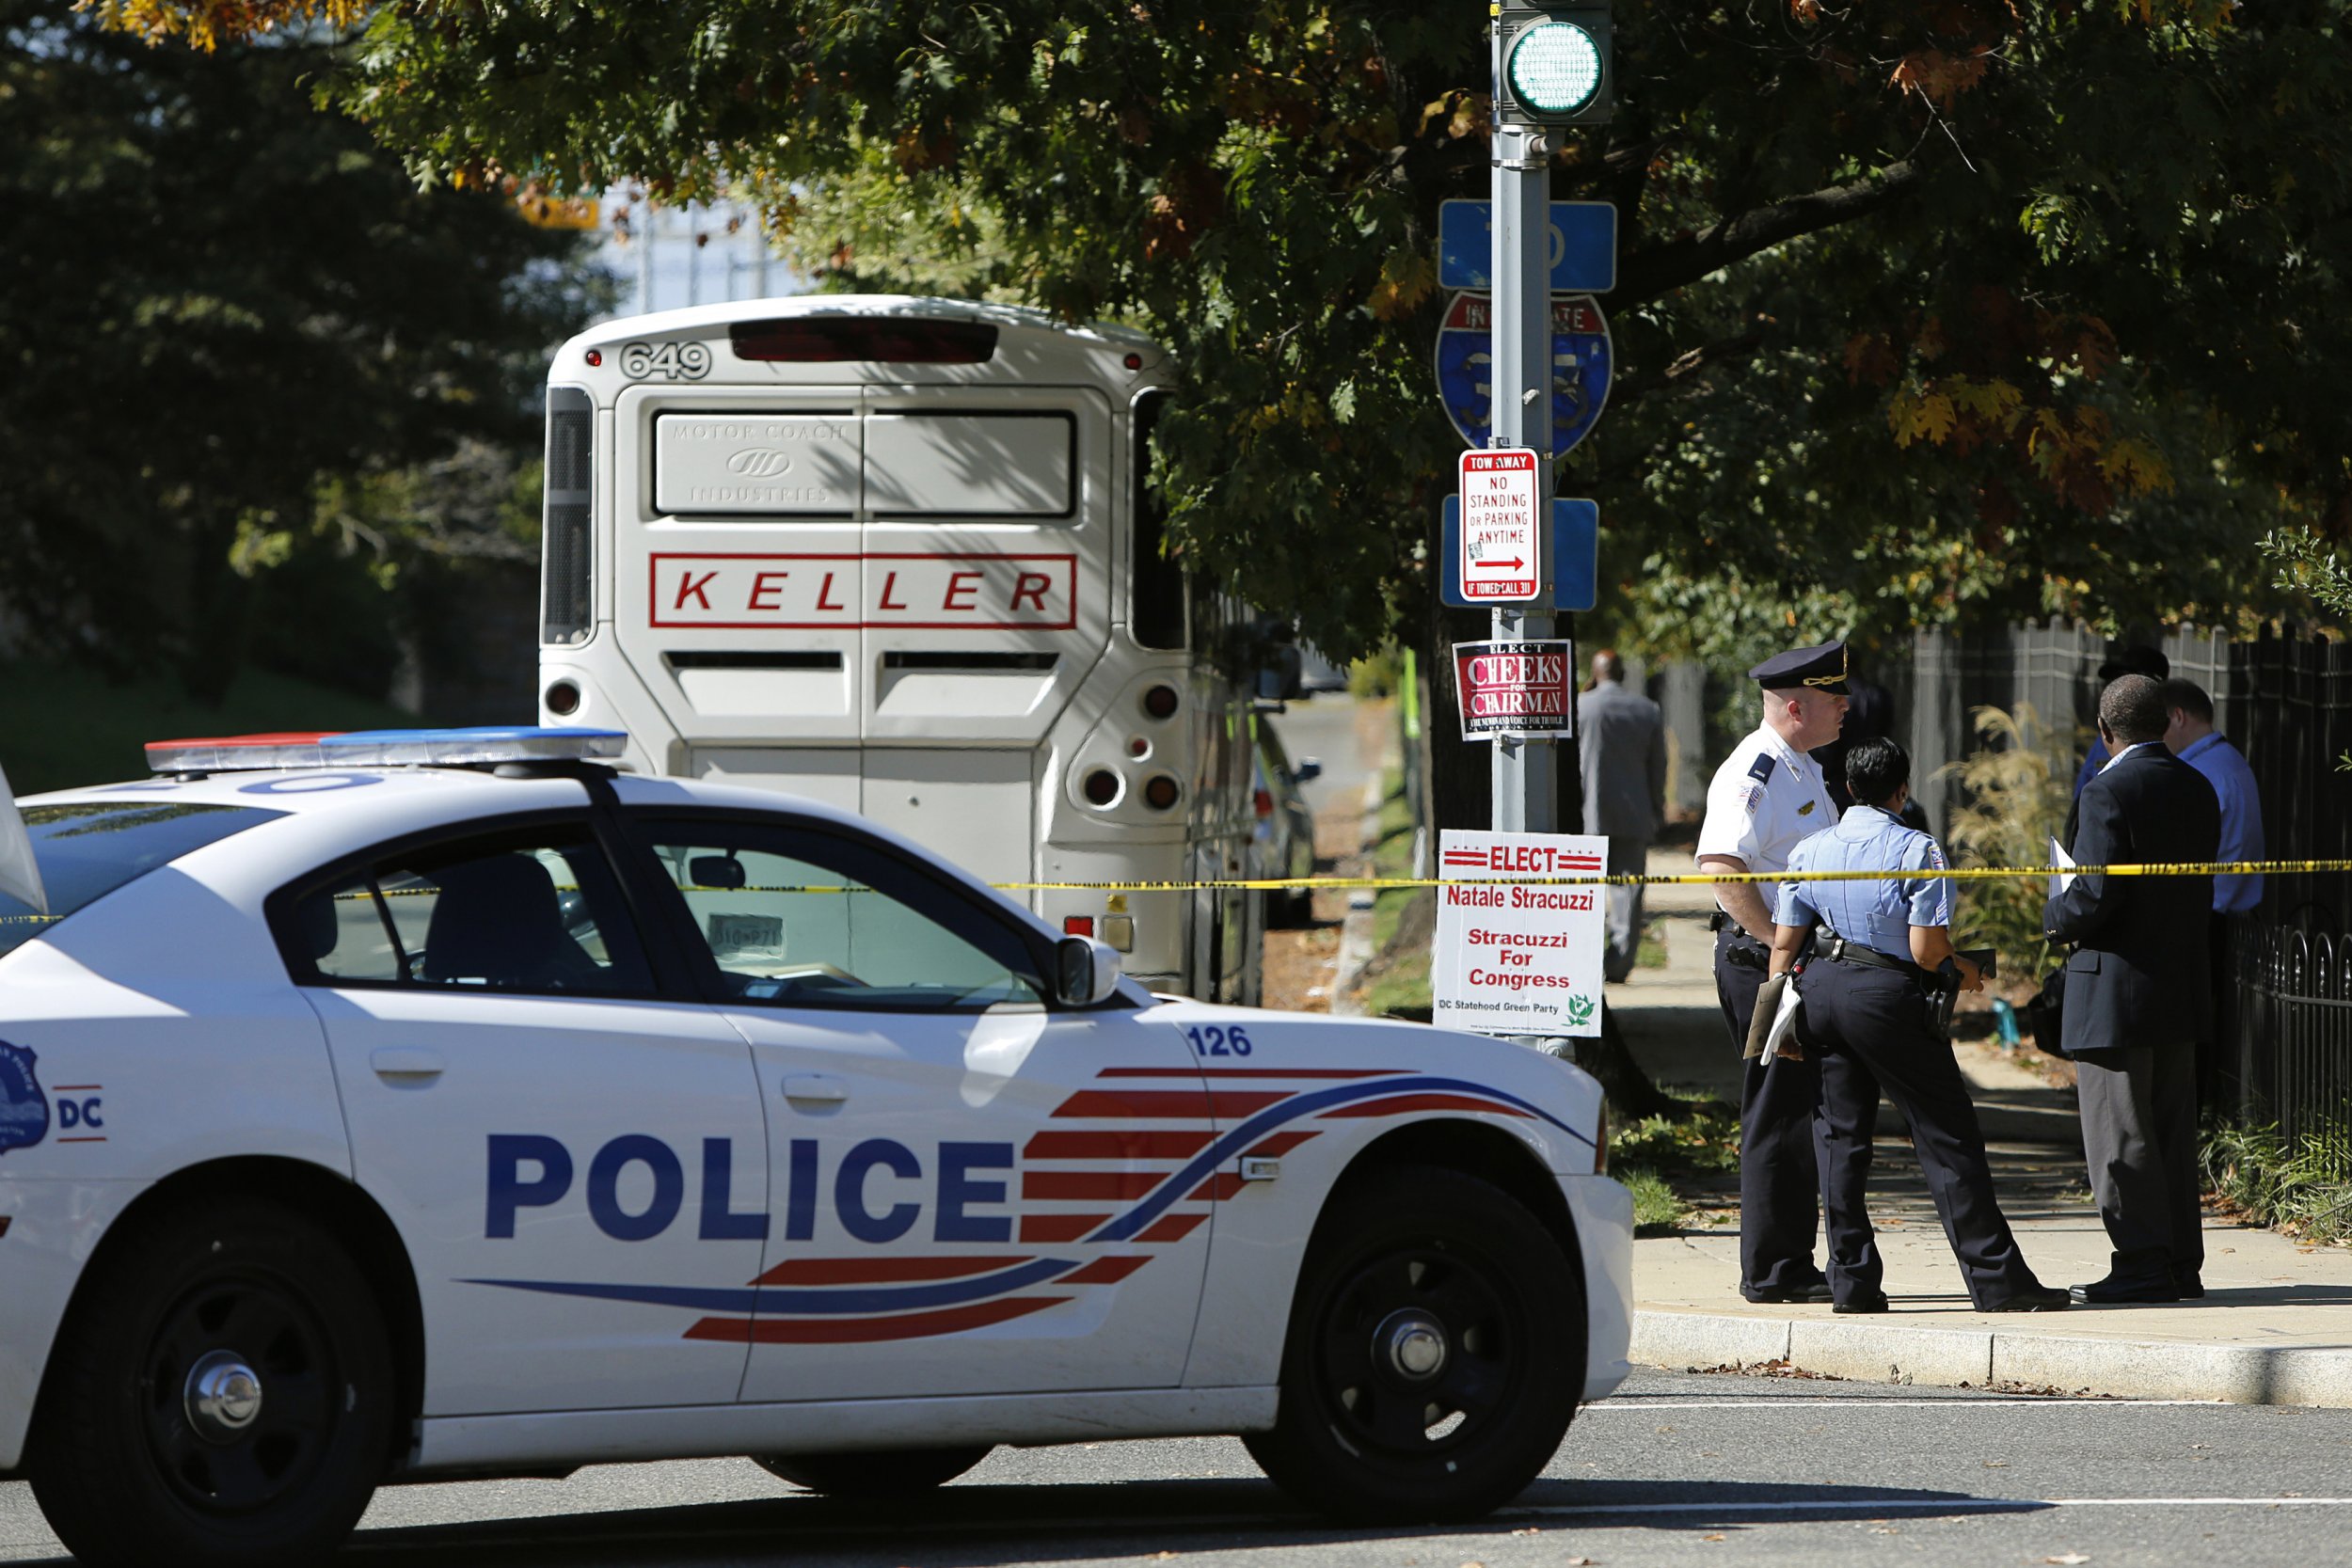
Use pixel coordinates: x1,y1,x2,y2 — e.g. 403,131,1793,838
97,0,2352,664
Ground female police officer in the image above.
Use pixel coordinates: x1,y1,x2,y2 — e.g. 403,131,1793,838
1765,736,2069,1314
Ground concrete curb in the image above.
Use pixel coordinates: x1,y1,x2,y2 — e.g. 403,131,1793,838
1629,1309,2352,1406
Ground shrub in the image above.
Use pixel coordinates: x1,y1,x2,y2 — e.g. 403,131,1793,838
1939,703,2081,986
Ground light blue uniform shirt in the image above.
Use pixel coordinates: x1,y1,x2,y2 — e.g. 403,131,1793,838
1774,805,1954,961
2176,732,2265,912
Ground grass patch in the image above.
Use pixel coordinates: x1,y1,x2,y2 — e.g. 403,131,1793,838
0,660,420,794
1610,1090,1741,1236
1619,1168,1688,1234
2204,1122,2352,1246
1351,767,1435,1021
1633,918,1668,970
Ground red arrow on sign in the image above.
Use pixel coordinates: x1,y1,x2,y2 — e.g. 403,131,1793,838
1486,557,1525,571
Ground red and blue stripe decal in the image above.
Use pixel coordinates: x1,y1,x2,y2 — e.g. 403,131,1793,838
462,1066,1587,1343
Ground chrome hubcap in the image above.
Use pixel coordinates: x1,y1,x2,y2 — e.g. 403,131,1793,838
1377,1310,1448,1381
183,1350,263,1443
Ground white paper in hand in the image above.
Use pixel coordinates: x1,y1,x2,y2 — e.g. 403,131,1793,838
2048,835,2076,900
0,762,46,916
1760,973,1804,1064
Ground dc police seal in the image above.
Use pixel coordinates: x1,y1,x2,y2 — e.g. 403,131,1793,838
0,1041,49,1154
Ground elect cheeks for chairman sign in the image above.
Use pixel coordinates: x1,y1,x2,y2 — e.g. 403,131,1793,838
1452,641,1575,737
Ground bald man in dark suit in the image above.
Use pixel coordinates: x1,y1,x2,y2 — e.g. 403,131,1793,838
2044,673,2220,1304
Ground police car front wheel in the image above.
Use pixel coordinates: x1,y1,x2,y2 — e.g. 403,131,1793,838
755,1446,993,1497
28,1197,397,1568
1244,1166,1582,1522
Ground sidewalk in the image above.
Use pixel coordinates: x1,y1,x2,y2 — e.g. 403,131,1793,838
1610,846,2352,1406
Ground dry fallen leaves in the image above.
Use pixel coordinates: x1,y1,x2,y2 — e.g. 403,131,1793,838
2045,1556,2092,1565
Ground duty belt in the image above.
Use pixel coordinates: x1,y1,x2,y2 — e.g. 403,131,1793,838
1824,935,1923,979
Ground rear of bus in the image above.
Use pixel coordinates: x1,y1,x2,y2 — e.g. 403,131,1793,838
532,296,1256,999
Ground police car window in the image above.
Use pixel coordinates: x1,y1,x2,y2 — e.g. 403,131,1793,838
0,803,286,959
636,819,1047,1011
288,830,652,996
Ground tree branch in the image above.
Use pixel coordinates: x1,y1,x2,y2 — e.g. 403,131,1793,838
1611,330,1767,409
1614,160,1922,307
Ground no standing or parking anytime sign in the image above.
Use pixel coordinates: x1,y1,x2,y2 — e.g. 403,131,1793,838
1432,830,1610,1038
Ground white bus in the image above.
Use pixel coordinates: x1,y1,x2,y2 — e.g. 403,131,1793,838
533,295,1270,1002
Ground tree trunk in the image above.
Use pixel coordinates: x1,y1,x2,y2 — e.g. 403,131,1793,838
1569,1004,1686,1121
1424,594,1673,1119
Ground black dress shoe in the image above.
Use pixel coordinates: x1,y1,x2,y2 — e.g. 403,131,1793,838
2173,1269,2205,1299
1980,1284,2071,1312
1834,1294,1890,1315
1744,1280,1835,1305
2069,1275,2181,1305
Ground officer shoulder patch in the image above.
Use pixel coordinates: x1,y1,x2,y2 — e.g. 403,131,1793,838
1739,784,1765,816
0,1041,48,1155
1746,754,1775,786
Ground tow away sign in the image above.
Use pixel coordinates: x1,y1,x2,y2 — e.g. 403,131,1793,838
1432,829,1608,1037
1457,448,1540,600
1454,640,1575,740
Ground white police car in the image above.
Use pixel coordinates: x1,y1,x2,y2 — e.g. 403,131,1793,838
0,728,1631,1566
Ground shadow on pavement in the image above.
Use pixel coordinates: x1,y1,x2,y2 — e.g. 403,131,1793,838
276,1477,2054,1565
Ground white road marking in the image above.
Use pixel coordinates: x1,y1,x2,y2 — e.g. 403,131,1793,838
1590,1398,2229,1410
1502,1497,2352,1519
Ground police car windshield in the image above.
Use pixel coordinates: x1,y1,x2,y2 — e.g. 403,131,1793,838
0,802,286,958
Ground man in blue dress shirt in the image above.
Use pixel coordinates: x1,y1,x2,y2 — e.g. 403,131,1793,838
1767,737,2069,1314
2163,677,2265,1113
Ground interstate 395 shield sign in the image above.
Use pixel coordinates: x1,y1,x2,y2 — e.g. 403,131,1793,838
1433,292,1613,455
1432,830,1608,1038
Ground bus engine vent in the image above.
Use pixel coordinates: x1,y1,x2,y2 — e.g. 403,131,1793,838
542,387,594,645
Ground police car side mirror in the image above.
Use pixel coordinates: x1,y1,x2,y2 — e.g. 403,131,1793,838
1056,935,1121,1006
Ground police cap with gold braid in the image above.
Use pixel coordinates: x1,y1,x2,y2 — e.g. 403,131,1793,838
1749,640,1851,695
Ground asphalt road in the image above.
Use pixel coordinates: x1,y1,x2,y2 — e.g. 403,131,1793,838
8,1368,2349,1566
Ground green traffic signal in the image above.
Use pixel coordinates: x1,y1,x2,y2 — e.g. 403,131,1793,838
1498,6,1613,126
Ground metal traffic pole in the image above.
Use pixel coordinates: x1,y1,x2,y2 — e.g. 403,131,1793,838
1489,23,1557,836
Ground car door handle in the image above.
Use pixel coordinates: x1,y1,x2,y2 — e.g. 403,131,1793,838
370,1047,445,1081
781,1073,850,1104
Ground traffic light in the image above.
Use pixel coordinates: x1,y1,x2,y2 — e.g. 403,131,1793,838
1496,5,1613,127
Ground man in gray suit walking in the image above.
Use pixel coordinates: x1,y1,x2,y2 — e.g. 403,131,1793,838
1579,650,1668,982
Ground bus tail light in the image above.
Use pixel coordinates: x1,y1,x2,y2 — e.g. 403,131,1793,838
1063,915,1095,937
1254,787,1274,818
1143,775,1182,811
544,680,581,717
1142,684,1180,721
1082,768,1120,806
542,387,594,645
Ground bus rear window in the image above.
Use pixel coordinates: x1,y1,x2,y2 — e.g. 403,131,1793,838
0,802,286,958
730,318,998,364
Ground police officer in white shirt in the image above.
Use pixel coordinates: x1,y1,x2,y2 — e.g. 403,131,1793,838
1696,640,1847,1304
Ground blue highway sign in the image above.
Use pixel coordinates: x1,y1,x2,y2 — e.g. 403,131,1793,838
1438,199,1616,293
1434,291,1613,456
1442,497,1599,612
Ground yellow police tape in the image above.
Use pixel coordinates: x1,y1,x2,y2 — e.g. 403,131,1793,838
3,859,2345,927
992,859,2352,894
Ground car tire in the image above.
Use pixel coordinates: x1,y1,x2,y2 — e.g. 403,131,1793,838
1244,1165,1582,1522
754,1445,993,1497
29,1197,397,1568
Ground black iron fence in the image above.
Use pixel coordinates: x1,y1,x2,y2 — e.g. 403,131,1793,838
1899,621,2351,1140
2228,921,2352,1180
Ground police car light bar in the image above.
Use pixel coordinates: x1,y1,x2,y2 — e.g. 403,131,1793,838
146,727,628,774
